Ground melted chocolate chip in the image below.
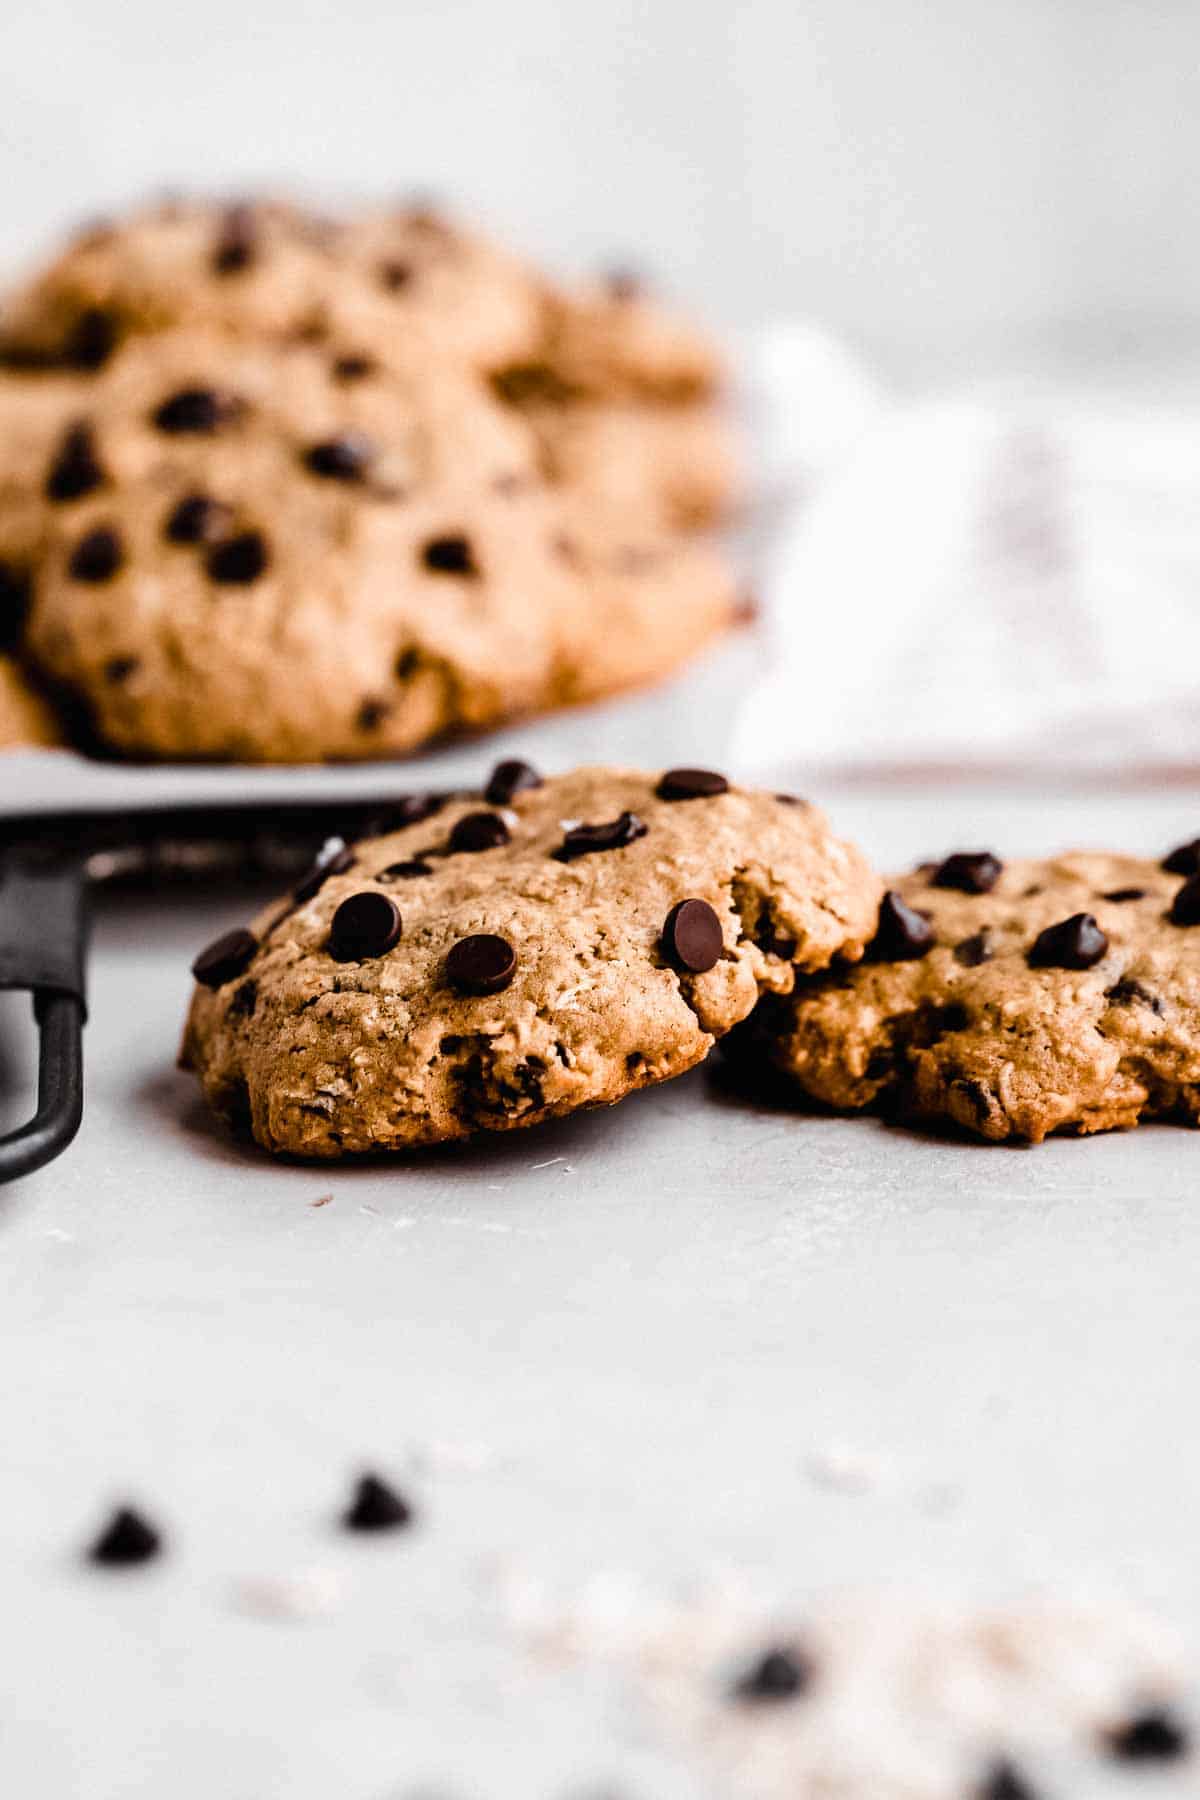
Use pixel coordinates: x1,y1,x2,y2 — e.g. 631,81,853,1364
332,354,375,382
379,259,414,290
662,898,724,973
1162,837,1200,877
164,492,233,545
1105,977,1163,1014
192,926,258,989
448,810,510,853
103,655,139,684
153,387,240,433
46,422,104,501
484,759,542,806
329,892,402,961
1028,912,1108,970
870,890,936,961
422,534,477,576
88,1506,162,1567
294,837,356,903
228,978,259,1019
68,525,123,582
212,203,258,274
1101,886,1146,903
304,432,376,480
977,1759,1039,1800
342,1472,413,1532
554,812,648,862
207,531,269,584
446,932,517,995
1169,875,1200,926
379,858,433,880
1107,1707,1191,1762
656,767,729,802
931,851,1002,894
732,1645,812,1703
66,307,117,370
954,929,994,967
355,696,390,732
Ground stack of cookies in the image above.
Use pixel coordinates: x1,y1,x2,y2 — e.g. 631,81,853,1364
0,197,742,758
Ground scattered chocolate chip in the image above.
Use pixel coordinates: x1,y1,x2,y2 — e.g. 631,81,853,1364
103,655,139,684
662,898,724,973
484,759,542,806
1169,875,1200,926
212,203,258,274
1162,838,1200,877
68,525,123,582
0,561,30,650
954,929,994,967
977,1758,1039,1800
1107,1707,1191,1762
554,812,649,862
1105,977,1163,1014
45,421,104,501
65,307,117,370
331,353,375,382
774,792,807,806
304,432,376,480
931,851,1003,894
294,837,356,903
342,1471,413,1532
422,534,477,576
153,387,240,433
1028,912,1108,970
379,858,432,880
164,492,233,545
732,1645,812,1703
448,810,510,854
394,647,421,681
207,530,269,584
379,259,414,290
870,890,936,961
656,767,729,802
446,932,517,996
1101,886,1146,903
228,978,258,1019
356,696,390,732
329,891,402,961
87,1505,162,1567
191,926,258,988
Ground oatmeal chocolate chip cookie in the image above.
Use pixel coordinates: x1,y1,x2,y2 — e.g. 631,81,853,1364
0,655,61,747
180,766,880,1154
746,846,1200,1143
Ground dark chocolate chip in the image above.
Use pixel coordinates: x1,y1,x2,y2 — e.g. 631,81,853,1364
774,792,808,807
46,422,104,501
206,531,269,584
153,387,240,433
103,655,139,684
191,926,258,988
1105,977,1163,1014
355,696,390,732
1162,838,1200,877
977,1758,1039,1800
0,561,30,651
656,767,729,802
1101,886,1146,903
931,851,1003,894
212,203,258,274
869,890,935,961
422,534,477,576
662,898,724,973
294,837,356,903
304,432,376,480
1027,912,1108,970
1107,1707,1190,1762
342,1472,413,1532
66,307,117,370
448,810,510,854
87,1505,162,1567
68,525,123,582
1169,875,1200,926
228,978,259,1019
954,929,994,967
379,858,433,880
446,932,517,996
379,259,414,290
329,891,402,961
164,492,233,545
484,759,543,806
332,354,375,382
732,1645,812,1704
554,812,648,862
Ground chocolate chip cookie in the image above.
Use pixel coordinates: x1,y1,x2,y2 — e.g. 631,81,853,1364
180,766,880,1154
745,844,1200,1142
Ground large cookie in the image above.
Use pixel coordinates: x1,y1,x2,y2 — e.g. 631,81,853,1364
180,765,880,1154
748,844,1200,1142
9,328,736,761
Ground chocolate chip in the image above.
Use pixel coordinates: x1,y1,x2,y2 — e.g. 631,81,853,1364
229,978,258,1019
355,696,390,732
153,387,240,433
931,851,1002,894
1101,886,1146,903
332,354,375,382
870,890,935,961
448,810,510,853
45,422,104,501
484,759,543,806
207,531,269,584
1107,1707,1190,1762
954,929,994,967
394,647,421,681
732,1645,812,1703
87,1505,162,1567
65,307,117,370
422,534,477,576
212,203,258,274
294,837,356,903
379,858,433,880
554,812,648,862
1169,875,1200,926
329,892,402,961
977,1759,1039,1800
662,898,724,973
656,767,729,802
446,933,517,995
164,492,233,545
0,561,30,650
379,259,414,290
68,525,123,582
1028,912,1108,970
1105,977,1163,1014
304,432,376,480
191,926,258,988
342,1472,413,1532
1162,838,1200,877
104,655,139,684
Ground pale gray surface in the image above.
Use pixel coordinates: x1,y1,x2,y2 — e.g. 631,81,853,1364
1,772,1199,1796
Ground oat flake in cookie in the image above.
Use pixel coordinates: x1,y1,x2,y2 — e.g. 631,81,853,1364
745,848,1200,1143
180,766,880,1155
